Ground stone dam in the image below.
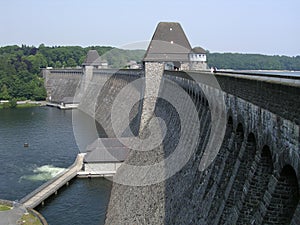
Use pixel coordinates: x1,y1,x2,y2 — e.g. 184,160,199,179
44,66,300,225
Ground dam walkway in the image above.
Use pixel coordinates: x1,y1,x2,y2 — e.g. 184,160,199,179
20,153,85,209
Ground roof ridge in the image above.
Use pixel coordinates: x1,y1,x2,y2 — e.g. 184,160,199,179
82,49,101,66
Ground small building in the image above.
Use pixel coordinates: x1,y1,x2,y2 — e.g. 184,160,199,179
126,60,141,69
82,50,102,69
79,138,130,177
60,97,79,109
189,47,208,70
99,59,109,69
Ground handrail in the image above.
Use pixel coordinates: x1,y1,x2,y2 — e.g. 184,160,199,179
93,69,144,76
214,70,300,80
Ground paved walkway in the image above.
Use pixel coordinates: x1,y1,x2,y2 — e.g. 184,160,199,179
0,207,24,225
22,153,84,208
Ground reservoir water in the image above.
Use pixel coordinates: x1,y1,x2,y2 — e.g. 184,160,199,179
0,107,111,225
234,70,300,77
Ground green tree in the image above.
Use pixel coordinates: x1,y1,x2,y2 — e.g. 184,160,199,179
55,61,62,68
0,84,10,100
66,58,77,67
27,53,47,74
9,98,17,108
79,56,86,65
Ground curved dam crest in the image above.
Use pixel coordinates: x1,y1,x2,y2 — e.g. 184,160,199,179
44,66,300,225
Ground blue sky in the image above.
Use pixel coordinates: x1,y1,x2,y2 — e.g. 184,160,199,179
0,0,299,56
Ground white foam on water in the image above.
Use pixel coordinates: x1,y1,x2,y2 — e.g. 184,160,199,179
21,165,66,181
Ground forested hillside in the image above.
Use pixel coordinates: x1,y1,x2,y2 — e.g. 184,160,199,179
0,45,145,101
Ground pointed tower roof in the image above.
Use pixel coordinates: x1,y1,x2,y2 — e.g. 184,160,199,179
143,22,192,62
82,50,101,66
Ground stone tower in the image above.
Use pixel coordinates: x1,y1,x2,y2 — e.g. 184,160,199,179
140,22,192,132
140,22,208,131
82,50,101,92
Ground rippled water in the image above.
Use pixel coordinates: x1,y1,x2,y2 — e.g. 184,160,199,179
38,178,112,225
0,107,111,225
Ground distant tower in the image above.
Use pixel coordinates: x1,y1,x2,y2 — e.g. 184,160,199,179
189,47,208,70
82,50,101,91
82,50,101,69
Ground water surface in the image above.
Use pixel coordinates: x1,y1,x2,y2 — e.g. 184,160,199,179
0,107,111,225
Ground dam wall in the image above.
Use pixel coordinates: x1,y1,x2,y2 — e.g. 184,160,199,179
105,71,300,225
43,68,299,224
80,69,143,138
43,69,82,103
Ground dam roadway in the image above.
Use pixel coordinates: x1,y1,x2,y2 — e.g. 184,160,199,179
20,154,85,209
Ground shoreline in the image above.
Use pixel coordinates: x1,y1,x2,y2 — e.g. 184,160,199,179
0,199,47,225
0,100,46,109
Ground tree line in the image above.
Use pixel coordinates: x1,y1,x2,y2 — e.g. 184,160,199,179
0,44,144,101
0,44,299,101
207,52,300,70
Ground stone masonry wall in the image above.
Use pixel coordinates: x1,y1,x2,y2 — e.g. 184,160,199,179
139,62,164,132
43,69,82,103
189,61,208,71
105,71,300,225
215,74,300,125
